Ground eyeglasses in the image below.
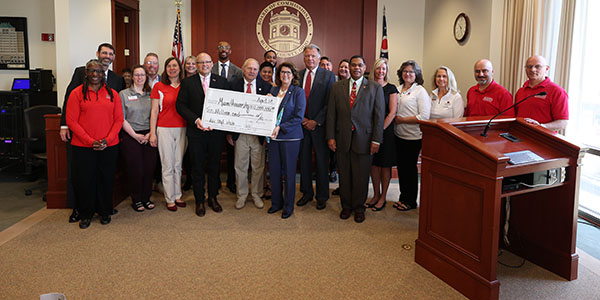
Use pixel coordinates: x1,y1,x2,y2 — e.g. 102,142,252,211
280,70,293,75
133,74,146,77
217,45,231,50
196,61,212,65
145,61,159,66
525,64,546,70
402,70,415,74
86,69,103,74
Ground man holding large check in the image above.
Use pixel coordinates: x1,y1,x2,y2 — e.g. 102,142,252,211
217,58,273,209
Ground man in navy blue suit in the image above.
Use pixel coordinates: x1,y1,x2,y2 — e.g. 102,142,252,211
296,44,336,210
226,58,272,209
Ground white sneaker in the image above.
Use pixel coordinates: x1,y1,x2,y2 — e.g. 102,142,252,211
253,197,264,209
235,198,246,209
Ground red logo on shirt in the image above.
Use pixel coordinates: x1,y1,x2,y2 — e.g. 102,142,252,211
482,96,493,102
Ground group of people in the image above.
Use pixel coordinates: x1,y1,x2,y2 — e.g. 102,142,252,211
60,41,568,229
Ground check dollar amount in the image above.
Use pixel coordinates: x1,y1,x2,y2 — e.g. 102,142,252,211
202,88,279,136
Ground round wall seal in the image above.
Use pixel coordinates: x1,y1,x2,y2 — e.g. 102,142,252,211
256,1,314,58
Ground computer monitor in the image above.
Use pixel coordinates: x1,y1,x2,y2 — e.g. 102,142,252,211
11,78,30,91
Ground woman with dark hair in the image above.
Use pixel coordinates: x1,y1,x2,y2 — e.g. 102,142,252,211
66,59,123,229
119,65,157,212
122,68,133,89
365,58,398,211
337,59,350,81
267,62,306,219
393,60,431,211
259,61,275,86
149,57,187,211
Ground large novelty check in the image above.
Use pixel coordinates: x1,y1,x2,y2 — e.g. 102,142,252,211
202,88,279,136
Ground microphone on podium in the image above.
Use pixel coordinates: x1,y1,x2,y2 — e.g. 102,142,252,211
480,91,547,137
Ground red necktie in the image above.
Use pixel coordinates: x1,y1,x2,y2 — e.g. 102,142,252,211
304,71,311,116
246,82,252,93
350,81,357,108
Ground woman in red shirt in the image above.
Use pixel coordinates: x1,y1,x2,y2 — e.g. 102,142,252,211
149,57,187,211
66,59,124,229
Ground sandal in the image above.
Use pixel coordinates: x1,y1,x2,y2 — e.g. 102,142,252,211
132,201,145,212
365,198,379,208
143,200,155,210
395,201,415,211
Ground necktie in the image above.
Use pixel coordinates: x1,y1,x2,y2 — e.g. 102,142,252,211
202,76,209,93
350,81,357,108
246,82,252,94
221,63,226,78
304,71,311,116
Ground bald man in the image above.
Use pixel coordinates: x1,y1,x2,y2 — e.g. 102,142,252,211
514,55,568,131
176,52,228,217
465,59,514,117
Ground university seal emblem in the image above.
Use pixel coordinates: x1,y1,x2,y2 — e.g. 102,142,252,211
256,1,314,58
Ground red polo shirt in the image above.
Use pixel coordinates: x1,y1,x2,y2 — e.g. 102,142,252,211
514,77,568,124
66,84,124,147
465,80,514,117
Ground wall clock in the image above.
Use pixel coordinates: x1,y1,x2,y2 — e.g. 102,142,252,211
454,13,470,43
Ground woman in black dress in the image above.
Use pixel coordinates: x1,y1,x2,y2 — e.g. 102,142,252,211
365,58,398,211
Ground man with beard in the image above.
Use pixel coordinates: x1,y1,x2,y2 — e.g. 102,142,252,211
211,41,242,193
59,42,125,223
464,59,514,117
144,53,160,88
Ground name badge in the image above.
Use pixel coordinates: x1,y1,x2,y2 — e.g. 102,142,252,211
128,95,138,101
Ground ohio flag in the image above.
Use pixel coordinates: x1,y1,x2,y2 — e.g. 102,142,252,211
172,7,184,62
380,7,388,59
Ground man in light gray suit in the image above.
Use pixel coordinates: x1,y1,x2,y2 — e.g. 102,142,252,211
326,55,385,223
211,40,243,193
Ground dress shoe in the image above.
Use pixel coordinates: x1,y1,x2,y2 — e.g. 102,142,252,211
354,211,365,223
69,208,80,223
282,211,292,219
268,207,282,214
332,188,340,195
339,208,352,220
316,200,327,210
227,183,236,194
195,203,206,217
100,215,111,225
296,194,312,207
207,196,223,213
167,204,178,212
329,171,338,182
235,198,246,209
79,218,91,229
253,198,264,209
110,208,118,215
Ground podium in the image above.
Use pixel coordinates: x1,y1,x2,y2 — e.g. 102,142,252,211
415,117,585,300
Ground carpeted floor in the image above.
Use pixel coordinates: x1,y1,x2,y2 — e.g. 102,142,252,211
1,186,599,299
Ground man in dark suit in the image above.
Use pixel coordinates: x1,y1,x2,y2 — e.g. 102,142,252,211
211,40,243,194
326,55,385,223
176,52,228,217
59,42,125,223
296,44,335,210
226,58,272,209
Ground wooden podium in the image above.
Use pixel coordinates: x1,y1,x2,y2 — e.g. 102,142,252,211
415,117,585,300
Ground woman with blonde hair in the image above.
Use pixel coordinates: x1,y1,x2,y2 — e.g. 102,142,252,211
365,58,398,211
429,66,464,119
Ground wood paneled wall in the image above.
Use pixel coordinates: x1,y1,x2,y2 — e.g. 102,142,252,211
191,0,377,71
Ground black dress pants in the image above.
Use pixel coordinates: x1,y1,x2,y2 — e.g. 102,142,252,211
188,131,224,204
395,137,422,208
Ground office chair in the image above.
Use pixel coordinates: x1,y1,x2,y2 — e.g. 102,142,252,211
22,105,61,198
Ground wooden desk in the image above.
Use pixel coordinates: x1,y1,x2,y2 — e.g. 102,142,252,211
415,117,584,300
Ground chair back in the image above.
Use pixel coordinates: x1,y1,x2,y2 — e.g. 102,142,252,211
23,105,61,153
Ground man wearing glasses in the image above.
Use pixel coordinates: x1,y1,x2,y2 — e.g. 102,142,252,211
514,55,569,132
59,42,125,223
143,53,160,88
464,59,514,117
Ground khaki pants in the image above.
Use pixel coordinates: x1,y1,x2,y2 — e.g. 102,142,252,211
234,134,265,202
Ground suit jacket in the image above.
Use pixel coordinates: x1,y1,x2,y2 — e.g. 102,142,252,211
61,66,125,125
298,67,335,126
176,73,228,138
211,61,243,82
270,85,306,140
228,77,272,142
326,77,385,155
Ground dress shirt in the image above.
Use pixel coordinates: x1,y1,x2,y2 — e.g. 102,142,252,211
219,61,230,78
302,66,318,90
349,76,364,96
244,78,256,94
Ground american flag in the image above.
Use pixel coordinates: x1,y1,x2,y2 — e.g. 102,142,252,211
380,7,388,59
172,7,184,62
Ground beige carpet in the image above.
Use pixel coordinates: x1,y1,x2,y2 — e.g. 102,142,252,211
1,186,599,299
